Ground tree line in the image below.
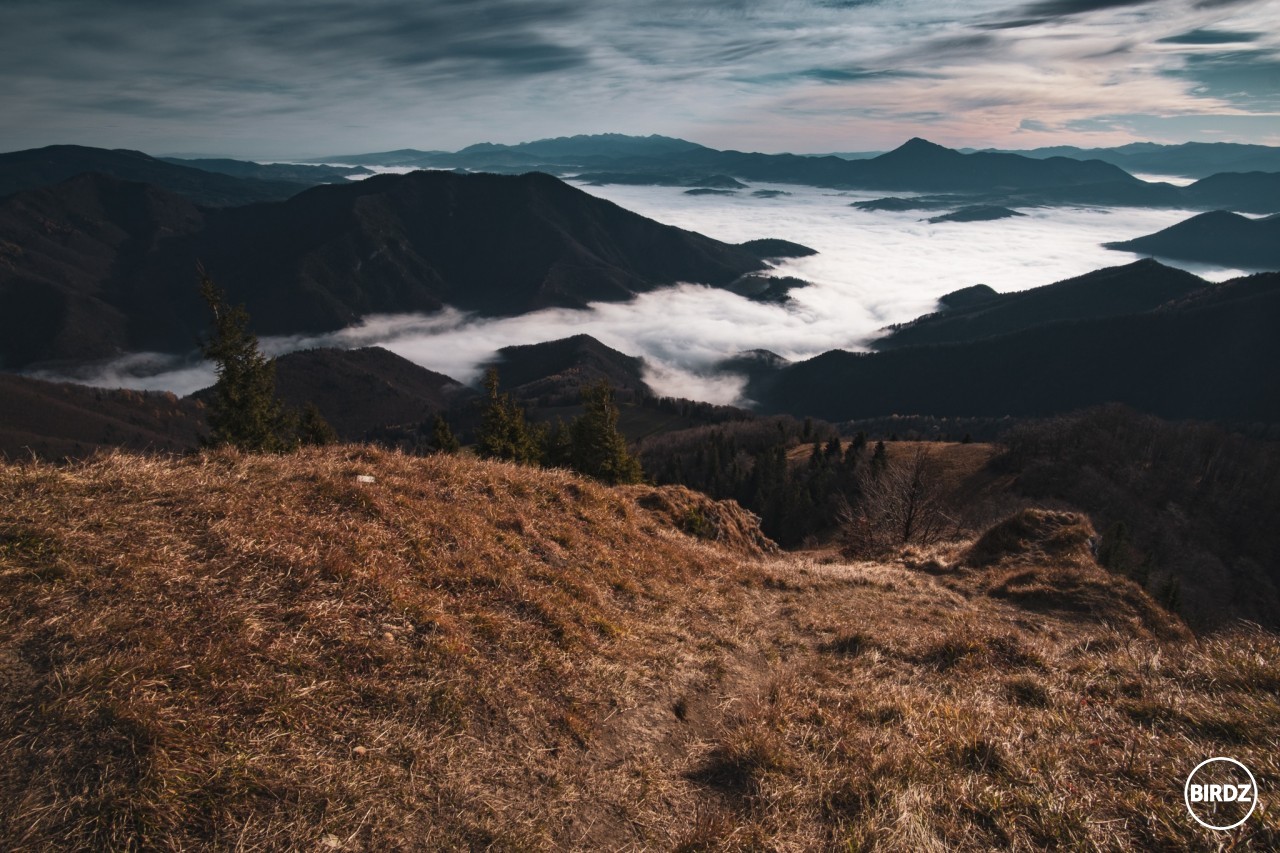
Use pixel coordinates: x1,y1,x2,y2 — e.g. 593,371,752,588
200,271,642,485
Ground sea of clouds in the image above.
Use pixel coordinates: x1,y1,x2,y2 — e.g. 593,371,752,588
35,180,1248,405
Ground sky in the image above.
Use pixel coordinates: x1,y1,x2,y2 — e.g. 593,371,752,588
1,0,1278,158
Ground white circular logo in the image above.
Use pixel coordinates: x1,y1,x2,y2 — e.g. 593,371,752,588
1184,757,1258,831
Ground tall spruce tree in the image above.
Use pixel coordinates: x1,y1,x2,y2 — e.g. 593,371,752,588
199,272,286,452
569,380,643,485
475,368,542,464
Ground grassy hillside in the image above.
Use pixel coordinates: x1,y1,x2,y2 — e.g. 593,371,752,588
1,448,1277,849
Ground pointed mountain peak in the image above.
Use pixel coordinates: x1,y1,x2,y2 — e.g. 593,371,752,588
900,137,953,152
877,137,961,163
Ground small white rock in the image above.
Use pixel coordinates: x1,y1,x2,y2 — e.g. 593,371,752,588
355,475,376,484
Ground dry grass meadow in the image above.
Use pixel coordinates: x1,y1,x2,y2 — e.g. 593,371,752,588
1,446,1277,850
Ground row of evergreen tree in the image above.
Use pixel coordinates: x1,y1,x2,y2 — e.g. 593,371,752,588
640,418,885,546
199,270,643,485
471,368,643,485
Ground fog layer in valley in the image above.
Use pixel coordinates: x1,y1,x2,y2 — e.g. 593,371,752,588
41,181,1247,404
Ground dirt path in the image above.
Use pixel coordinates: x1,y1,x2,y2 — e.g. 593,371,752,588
561,551,955,849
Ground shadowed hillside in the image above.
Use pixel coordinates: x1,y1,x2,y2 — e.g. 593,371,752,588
0,145,305,206
750,272,1280,423
1,447,1276,849
484,334,648,407
874,260,1209,350
0,374,203,460
1105,210,1280,270
0,170,773,367
269,347,474,442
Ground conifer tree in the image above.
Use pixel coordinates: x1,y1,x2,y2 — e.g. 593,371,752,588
199,271,286,452
569,380,643,484
852,431,868,454
870,440,889,474
475,368,542,464
541,418,573,468
430,414,461,455
297,403,338,446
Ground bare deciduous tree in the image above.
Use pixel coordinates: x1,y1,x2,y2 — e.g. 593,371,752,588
840,444,955,558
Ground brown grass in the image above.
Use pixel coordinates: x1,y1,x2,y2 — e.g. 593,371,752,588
1,448,1277,850
962,508,1188,640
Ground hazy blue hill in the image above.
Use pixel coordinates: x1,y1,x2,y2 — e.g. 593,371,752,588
488,133,707,160
306,148,450,167
999,180,1185,208
318,135,707,172
1181,172,1280,214
749,272,1280,422
927,205,1024,223
854,138,1135,192
0,145,305,206
160,157,371,185
311,135,1279,211
875,260,1209,350
989,141,1280,178
1105,210,1280,270
327,134,1141,194
632,137,1136,192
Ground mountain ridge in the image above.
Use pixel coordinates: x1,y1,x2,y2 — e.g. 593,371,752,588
748,270,1280,422
0,169,778,368
0,144,307,206
1105,210,1280,269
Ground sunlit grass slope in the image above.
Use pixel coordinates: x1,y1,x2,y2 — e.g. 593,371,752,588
0,447,1276,850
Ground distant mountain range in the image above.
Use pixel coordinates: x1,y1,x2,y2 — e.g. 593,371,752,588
5,137,1280,220
319,133,705,169
982,141,1280,179
745,262,1280,423
310,134,1280,214
1105,211,1280,270
316,136,1135,194
0,167,798,368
